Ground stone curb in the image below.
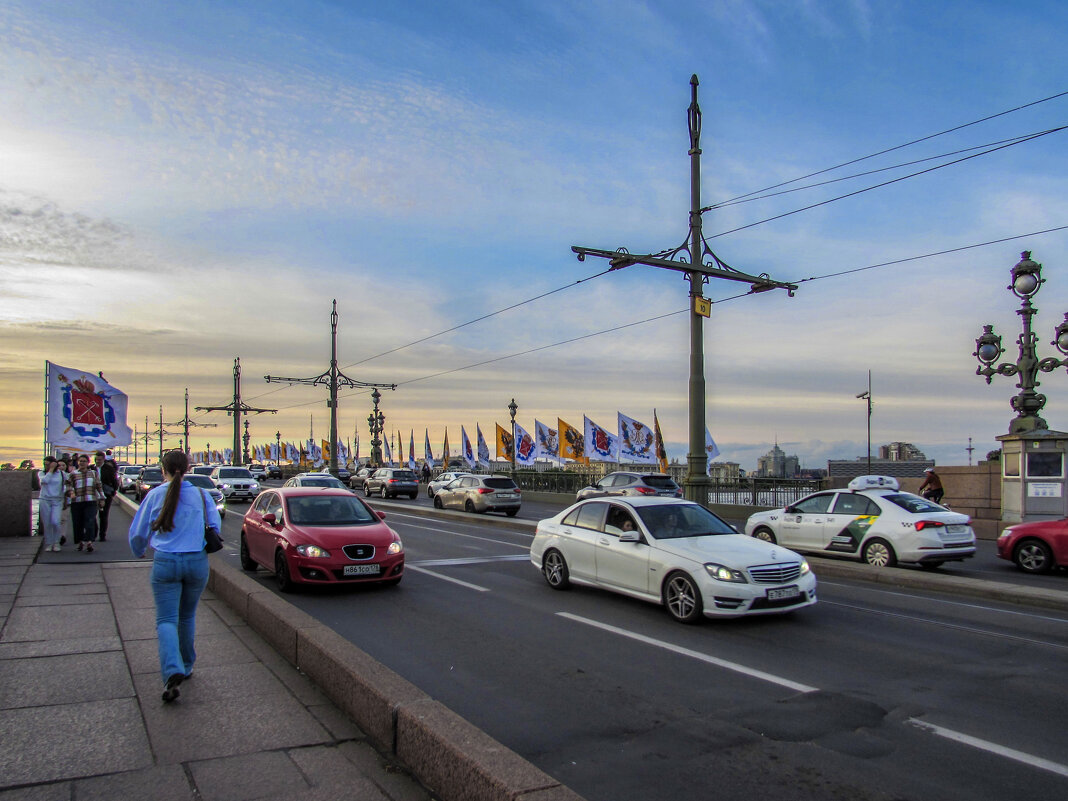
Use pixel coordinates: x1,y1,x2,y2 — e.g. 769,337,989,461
207,559,585,801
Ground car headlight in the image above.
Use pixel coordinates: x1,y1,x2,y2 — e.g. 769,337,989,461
387,540,403,555
799,558,811,575
219,482,231,489
998,528,1013,539
295,544,330,558
704,563,747,583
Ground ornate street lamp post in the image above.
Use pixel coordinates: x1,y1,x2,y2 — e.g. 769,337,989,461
508,398,518,475
276,430,282,468
974,252,1068,434
367,388,386,467
242,419,251,465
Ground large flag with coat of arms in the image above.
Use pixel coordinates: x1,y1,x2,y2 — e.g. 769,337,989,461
46,362,133,450
534,420,559,462
617,412,657,464
513,423,536,466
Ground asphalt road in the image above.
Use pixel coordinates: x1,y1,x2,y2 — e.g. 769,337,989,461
215,496,1068,801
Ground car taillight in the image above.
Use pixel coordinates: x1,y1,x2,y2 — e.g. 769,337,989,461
477,488,493,494
388,479,397,483
636,487,657,495
915,520,945,531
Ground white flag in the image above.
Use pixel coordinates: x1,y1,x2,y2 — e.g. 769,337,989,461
46,362,132,450
706,429,721,473
476,424,491,468
584,415,619,463
617,412,657,464
534,420,560,462
514,423,537,466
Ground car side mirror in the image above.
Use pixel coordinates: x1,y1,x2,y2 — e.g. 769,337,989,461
376,510,386,520
619,530,640,543
784,505,796,514
263,513,276,526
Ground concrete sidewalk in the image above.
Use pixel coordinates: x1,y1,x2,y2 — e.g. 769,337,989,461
0,532,432,801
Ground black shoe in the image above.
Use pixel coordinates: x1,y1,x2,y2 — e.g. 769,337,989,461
162,673,184,703
60,536,66,545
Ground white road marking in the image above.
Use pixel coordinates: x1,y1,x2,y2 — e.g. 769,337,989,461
907,718,1068,779
405,565,490,592
820,600,1068,650
387,516,531,549
819,580,1068,624
414,555,530,566
556,613,818,694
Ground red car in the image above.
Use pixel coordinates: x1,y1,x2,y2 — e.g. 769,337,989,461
240,487,404,591
996,517,1068,574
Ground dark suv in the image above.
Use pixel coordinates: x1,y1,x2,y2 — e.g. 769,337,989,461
365,468,419,499
576,472,682,501
135,467,165,502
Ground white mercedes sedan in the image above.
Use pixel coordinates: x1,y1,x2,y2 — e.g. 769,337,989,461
530,496,817,623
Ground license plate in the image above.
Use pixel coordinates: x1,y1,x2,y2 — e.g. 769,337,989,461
945,524,967,533
497,493,516,499
344,564,381,576
767,585,799,601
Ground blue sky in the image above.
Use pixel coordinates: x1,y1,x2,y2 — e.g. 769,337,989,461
2,0,1067,471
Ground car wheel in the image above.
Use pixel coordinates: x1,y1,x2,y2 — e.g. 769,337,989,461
433,495,443,509
427,487,434,498
752,526,777,544
381,486,388,499
464,499,475,513
862,538,897,568
364,485,372,497
239,533,257,571
1014,538,1054,574
663,572,703,623
275,551,295,593
505,509,519,517
542,549,570,589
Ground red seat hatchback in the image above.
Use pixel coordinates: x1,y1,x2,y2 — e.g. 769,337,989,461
240,487,404,591
996,517,1068,574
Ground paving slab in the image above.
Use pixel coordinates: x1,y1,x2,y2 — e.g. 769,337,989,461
0,698,153,786
1,603,117,642
0,650,132,709
73,764,194,801
188,750,311,801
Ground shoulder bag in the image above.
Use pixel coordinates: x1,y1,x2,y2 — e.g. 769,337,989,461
199,489,224,553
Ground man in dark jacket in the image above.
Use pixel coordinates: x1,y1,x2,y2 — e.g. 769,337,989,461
94,450,119,541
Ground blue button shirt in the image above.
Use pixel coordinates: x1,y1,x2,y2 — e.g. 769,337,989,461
129,479,223,557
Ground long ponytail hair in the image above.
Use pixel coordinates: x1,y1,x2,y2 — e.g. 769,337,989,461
151,450,189,533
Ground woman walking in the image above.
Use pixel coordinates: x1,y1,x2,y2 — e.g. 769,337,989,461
129,450,221,703
38,456,66,551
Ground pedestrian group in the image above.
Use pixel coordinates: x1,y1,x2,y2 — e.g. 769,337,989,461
37,449,119,552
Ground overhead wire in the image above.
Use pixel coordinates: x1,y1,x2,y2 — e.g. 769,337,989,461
713,88,1068,206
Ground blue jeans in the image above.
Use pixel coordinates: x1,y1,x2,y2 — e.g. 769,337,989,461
150,550,209,684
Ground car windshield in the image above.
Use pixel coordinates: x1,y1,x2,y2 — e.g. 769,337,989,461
141,469,163,481
286,496,376,525
218,468,253,479
184,475,215,489
302,477,345,488
635,504,736,539
882,493,947,514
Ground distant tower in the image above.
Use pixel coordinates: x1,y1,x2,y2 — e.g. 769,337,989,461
967,437,975,466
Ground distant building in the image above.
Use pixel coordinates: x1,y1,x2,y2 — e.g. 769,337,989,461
878,442,927,461
756,443,799,478
827,457,934,479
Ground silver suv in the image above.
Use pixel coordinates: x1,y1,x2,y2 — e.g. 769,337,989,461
576,471,682,501
433,474,521,516
365,468,419,499
210,466,261,502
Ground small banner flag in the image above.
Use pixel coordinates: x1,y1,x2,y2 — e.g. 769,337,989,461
383,435,393,466
409,430,417,471
443,428,451,469
558,418,584,462
534,420,559,462
584,415,619,463
617,412,657,464
477,424,491,468
495,423,514,460
424,429,435,469
514,423,536,466
461,426,476,468
653,409,669,473
706,428,721,473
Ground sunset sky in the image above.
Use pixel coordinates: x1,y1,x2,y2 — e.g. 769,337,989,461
2,0,1067,471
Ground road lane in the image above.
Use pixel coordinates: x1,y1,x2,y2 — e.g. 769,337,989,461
221,502,1068,800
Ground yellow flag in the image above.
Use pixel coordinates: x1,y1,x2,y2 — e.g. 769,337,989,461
495,423,513,459
653,409,668,473
558,418,584,461
321,439,331,462
443,428,450,467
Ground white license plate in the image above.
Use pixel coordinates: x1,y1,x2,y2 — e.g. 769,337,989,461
344,564,381,576
767,585,799,601
496,493,516,499
945,524,967,533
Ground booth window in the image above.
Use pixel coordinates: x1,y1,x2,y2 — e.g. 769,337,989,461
1026,452,1063,478
1003,452,1021,477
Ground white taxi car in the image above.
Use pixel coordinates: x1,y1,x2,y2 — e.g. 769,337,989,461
531,497,817,622
744,475,976,568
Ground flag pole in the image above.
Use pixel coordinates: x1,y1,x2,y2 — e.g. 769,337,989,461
43,360,50,461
